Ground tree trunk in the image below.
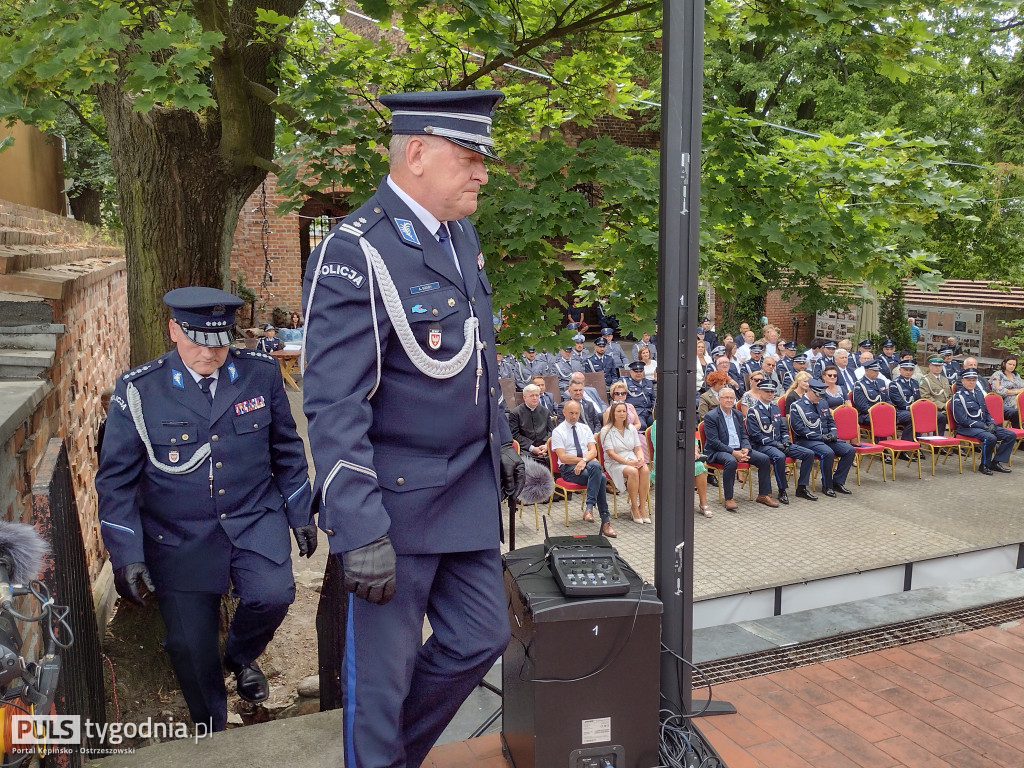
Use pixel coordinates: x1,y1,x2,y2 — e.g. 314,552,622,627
98,88,266,366
68,186,102,225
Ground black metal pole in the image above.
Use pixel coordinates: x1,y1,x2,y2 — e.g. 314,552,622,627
655,0,704,716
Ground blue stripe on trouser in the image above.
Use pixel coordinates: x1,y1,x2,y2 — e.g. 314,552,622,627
344,595,356,767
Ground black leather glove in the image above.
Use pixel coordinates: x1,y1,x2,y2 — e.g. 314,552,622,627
292,525,318,558
822,433,836,444
500,442,526,501
985,423,998,434
114,562,155,606
696,453,709,464
340,535,396,605
779,441,792,453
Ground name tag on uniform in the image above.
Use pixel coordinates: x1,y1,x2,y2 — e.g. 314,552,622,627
410,282,440,295
234,396,266,415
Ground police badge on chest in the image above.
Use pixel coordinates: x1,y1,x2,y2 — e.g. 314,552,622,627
428,322,442,350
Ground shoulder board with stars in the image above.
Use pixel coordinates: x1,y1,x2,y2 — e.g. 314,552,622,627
233,348,276,364
336,206,384,240
121,357,165,382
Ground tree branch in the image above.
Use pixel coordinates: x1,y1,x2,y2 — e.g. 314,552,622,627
55,95,108,142
245,79,336,143
250,154,339,208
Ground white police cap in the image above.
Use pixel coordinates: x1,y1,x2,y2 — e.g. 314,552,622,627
380,90,504,160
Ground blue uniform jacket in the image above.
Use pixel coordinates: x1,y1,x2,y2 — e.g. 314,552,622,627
745,400,786,448
790,396,838,441
590,352,619,387
853,376,890,417
95,348,312,592
703,407,751,455
888,376,920,411
301,179,510,556
952,386,994,430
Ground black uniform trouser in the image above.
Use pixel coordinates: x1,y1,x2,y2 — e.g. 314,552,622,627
958,426,1016,466
709,449,772,498
756,443,815,490
796,439,855,489
156,548,294,731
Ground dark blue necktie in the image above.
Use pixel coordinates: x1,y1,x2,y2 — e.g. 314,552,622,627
197,377,215,404
572,424,583,458
437,223,470,297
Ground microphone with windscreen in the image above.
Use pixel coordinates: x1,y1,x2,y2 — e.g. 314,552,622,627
0,521,49,606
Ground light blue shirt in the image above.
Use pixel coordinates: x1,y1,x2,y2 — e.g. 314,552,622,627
723,410,741,449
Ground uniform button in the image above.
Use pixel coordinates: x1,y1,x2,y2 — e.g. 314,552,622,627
489,432,494,442
220,513,227,519
170,438,176,444
490,387,495,396
373,206,382,213
396,477,405,486
432,309,439,317
471,297,476,304
253,423,260,429
216,462,223,469
211,434,219,441
326,529,335,536
482,342,488,349
218,489,226,496
157,534,164,540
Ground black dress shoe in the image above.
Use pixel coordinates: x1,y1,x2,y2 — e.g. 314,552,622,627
795,486,817,501
883,455,893,464
707,474,719,487
229,661,269,703
778,491,789,505
979,465,994,476
992,462,1012,473
834,484,852,495
823,487,837,497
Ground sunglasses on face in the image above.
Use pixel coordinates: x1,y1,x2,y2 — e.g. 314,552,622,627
612,391,627,397
824,373,837,377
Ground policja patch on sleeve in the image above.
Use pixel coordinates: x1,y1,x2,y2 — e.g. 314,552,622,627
318,262,367,288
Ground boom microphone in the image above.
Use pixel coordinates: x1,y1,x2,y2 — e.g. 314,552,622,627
0,521,49,605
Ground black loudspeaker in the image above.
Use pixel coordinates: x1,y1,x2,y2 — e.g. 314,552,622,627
501,544,663,768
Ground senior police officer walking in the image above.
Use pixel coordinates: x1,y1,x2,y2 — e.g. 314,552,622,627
301,90,524,768
95,287,316,732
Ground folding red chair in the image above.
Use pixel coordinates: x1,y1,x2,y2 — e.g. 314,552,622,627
985,393,1024,465
946,401,979,472
909,399,963,475
867,402,922,480
545,438,587,527
698,421,753,502
833,404,886,484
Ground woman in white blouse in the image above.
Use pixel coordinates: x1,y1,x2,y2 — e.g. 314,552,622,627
637,345,657,381
600,402,651,523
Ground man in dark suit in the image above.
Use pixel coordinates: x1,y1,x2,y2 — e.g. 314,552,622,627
96,287,316,732
702,387,775,511
560,379,603,433
510,384,553,463
301,90,524,768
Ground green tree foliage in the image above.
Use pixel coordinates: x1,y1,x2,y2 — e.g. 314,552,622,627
878,283,913,351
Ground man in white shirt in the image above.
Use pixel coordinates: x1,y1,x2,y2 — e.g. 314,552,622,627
551,400,616,538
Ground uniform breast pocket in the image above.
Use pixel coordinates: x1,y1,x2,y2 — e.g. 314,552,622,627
376,450,448,493
478,270,492,295
403,287,462,325
150,422,198,465
233,407,272,435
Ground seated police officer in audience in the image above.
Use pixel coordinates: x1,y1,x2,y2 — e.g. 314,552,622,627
496,349,516,381
740,342,765,387
790,378,856,497
813,340,837,379
919,354,952,433
552,399,616,538
899,349,925,381
961,357,987,392
590,338,619,388
889,359,922,440
701,317,718,351
520,345,550,383
96,287,315,732
940,347,960,384
571,333,593,369
255,323,283,353
601,327,630,369
853,358,898,427
953,369,1015,475
878,339,899,374
509,384,553,463
561,378,604,433
779,348,808,391
552,343,583,393
703,387,776,510
623,360,655,429
746,379,815,505
632,330,657,362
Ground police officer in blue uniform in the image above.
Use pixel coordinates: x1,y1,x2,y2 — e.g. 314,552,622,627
95,287,315,732
745,380,815,504
952,369,1014,475
888,360,922,440
590,338,619,388
878,339,899,374
496,349,516,380
601,327,630,368
790,378,855,497
623,360,655,429
813,340,837,379
552,344,583,392
570,333,591,368
940,348,960,384
300,90,524,768
255,323,284,353
740,342,765,382
853,358,894,426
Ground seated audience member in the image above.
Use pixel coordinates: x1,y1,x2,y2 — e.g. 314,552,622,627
531,375,557,419
607,381,644,433
991,357,1024,422
600,402,650,523
831,350,857,394
947,335,964,356
853,358,896,426
600,328,629,369
779,349,808,390
287,312,303,329
700,318,718,351
496,350,516,381
777,340,798,374
918,355,951,434
552,400,616,538
734,330,756,364
746,379,815,505
569,372,607,416
940,348,960,385
566,296,588,332
721,333,734,349
714,350,744,395
807,338,825,367
740,343,765,385
703,387,776,511
739,370,767,413
560,379,603,433
590,339,619,388
899,349,925,381
256,323,283,353
699,371,729,420
571,334,595,370
509,384,553,463
790,378,856,497
961,357,987,392
761,356,783,395
819,365,848,409
855,352,890,385
812,340,837,379
695,339,712,390
952,370,1015,474
637,345,657,381
632,331,657,362
837,337,853,362
623,361,655,428
784,371,812,413
512,346,547,389
878,339,899,373
888,360,922,440
553,344,583,393
762,324,781,358
857,338,873,357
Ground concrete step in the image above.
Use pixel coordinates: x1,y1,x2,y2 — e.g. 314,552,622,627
0,348,54,378
0,323,65,350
